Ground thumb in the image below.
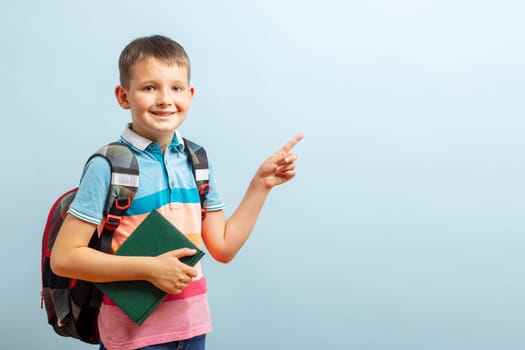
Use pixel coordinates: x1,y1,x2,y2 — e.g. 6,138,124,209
171,247,197,258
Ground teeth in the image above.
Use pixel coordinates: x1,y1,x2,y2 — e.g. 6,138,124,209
154,112,175,116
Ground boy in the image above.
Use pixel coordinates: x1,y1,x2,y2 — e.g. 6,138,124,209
51,35,302,350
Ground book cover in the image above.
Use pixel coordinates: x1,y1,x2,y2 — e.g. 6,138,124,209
95,210,205,325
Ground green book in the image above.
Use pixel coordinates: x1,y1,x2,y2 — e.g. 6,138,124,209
95,210,205,325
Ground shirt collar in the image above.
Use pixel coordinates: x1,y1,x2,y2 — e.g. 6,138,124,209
120,124,185,152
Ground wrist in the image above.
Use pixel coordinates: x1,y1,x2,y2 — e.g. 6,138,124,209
250,176,272,193
133,256,157,282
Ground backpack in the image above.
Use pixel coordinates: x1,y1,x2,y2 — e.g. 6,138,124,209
41,138,210,344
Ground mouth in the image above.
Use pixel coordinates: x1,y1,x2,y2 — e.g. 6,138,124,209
151,111,177,118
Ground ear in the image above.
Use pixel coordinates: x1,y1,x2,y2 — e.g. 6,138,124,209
115,85,131,109
187,86,195,103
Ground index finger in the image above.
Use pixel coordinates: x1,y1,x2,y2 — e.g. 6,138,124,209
279,134,304,154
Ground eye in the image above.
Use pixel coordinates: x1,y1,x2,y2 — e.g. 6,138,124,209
143,85,155,92
173,86,184,92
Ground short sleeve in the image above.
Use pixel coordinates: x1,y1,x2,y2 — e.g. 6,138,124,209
67,156,111,225
203,159,225,211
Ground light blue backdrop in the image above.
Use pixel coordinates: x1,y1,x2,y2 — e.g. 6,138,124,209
1,0,524,349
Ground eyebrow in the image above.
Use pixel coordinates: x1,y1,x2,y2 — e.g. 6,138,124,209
137,79,187,86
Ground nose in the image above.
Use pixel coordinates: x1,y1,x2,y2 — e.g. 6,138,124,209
156,89,172,107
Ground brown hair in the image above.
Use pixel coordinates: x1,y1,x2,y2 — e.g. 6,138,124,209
118,35,191,88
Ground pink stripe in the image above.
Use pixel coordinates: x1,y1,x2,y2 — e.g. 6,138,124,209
102,277,207,305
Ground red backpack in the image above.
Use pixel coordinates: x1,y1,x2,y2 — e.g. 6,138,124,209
41,139,210,344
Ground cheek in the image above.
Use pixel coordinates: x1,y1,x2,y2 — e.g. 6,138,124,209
133,96,154,110
175,96,192,109
184,93,194,106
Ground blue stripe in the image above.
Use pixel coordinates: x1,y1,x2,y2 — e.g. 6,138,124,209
205,203,225,211
126,188,201,215
68,207,101,225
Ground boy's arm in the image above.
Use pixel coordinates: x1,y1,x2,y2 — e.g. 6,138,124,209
50,214,198,295
202,134,303,263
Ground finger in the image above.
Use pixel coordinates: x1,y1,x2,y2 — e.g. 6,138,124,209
278,169,297,180
278,134,304,154
278,153,298,165
179,280,190,288
277,163,296,173
184,266,198,278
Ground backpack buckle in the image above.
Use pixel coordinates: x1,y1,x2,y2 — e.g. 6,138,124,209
114,197,132,210
198,184,210,220
104,214,121,230
199,184,210,196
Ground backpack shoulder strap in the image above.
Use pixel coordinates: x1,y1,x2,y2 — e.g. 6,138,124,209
183,138,210,219
87,142,139,252
89,142,140,214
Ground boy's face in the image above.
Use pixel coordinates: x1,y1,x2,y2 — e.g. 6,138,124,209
115,57,194,147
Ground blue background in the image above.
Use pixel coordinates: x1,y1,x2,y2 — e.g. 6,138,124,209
1,1,524,349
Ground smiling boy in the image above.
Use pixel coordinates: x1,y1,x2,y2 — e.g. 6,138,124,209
51,35,302,350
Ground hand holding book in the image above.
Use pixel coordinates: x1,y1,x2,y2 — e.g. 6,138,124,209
149,247,199,295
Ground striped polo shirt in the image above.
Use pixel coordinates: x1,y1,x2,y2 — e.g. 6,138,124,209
68,126,224,350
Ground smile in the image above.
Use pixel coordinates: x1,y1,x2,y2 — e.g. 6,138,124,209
151,111,177,117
